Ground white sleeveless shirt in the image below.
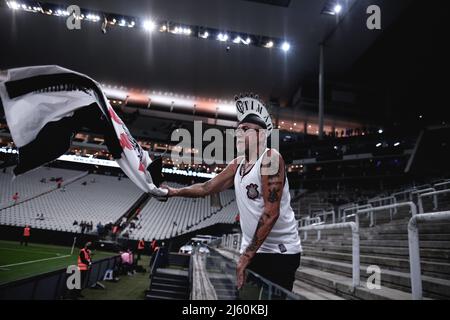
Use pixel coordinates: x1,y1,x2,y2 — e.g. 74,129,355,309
234,149,302,255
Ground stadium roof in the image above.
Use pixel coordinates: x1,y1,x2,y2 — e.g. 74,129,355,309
0,0,414,107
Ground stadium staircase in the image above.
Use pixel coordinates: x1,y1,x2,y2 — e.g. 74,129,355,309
296,206,450,300
145,253,190,300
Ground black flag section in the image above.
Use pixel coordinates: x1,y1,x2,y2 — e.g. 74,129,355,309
13,104,122,176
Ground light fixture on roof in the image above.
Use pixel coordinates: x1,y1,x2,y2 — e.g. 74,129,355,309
376,143,382,148
334,4,342,14
264,41,274,48
281,42,290,52
233,36,241,44
7,1,20,10
378,129,383,134
394,142,401,147
143,20,156,32
199,31,209,39
217,33,228,42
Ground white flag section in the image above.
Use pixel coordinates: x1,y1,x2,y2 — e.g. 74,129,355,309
0,65,97,148
0,65,168,197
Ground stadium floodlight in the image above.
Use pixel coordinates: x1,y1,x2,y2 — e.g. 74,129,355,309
376,143,382,147
143,20,156,32
7,1,20,10
334,4,342,14
394,142,401,147
217,33,228,42
378,129,383,134
281,42,290,52
264,41,274,48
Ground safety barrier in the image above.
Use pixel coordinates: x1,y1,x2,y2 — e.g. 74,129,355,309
299,222,360,288
356,202,417,227
418,189,450,213
0,255,121,300
407,211,450,300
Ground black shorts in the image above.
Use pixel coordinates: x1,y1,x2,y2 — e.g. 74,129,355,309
247,253,301,292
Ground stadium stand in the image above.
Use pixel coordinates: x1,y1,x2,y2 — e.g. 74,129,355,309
123,186,238,241
0,166,88,209
0,174,143,232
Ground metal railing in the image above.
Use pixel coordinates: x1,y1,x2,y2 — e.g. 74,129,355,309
341,204,373,222
368,196,397,215
308,202,332,215
312,209,336,224
299,222,360,288
298,216,322,228
356,202,417,227
418,189,450,213
434,180,450,190
407,211,450,300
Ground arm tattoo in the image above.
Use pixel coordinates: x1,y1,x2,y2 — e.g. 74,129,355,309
245,212,275,256
268,188,279,203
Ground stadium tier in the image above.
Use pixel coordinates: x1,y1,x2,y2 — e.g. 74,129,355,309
0,167,88,209
0,173,143,232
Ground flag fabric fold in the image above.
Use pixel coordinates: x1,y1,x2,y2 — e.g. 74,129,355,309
0,65,167,197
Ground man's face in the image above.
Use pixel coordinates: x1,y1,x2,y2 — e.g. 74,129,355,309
236,122,264,155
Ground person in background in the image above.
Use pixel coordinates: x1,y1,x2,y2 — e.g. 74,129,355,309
20,225,31,246
150,238,157,255
12,192,19,204
76,242,92,298
137,238,145,261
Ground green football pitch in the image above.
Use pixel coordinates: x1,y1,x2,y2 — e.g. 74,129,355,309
0,240,116,285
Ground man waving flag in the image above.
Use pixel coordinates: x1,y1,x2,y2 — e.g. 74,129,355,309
0,65,167,197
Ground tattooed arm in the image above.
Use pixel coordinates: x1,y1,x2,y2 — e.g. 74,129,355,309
236,149,285,289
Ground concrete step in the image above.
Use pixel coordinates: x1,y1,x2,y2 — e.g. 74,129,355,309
296,267,413,300
151,282,189,292
302,249,450,279
301,243,450,262
374,222,450,235
293,279,345,300
301,256,450,299
311,221,450,238
146,288,188,299
360,233,450,241
324,239,450,249
211,283,236,291
145,293,184,300
152,275,188,285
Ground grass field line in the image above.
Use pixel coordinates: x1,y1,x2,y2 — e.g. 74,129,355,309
0,254,72,268
0,246,70,256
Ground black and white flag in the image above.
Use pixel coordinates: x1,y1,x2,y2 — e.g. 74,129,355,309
0,65,167,197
